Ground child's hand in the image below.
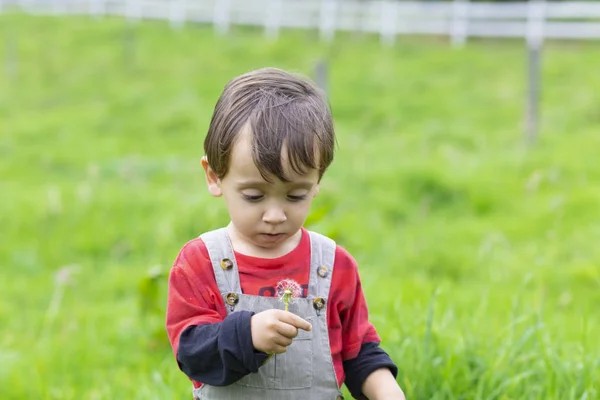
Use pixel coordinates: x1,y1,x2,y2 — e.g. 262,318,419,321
250,309,312,354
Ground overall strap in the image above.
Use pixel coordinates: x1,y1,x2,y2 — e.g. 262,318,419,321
199,228,242,294
307,231,337,299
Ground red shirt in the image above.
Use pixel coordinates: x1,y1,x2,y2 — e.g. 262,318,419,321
166,228,381,388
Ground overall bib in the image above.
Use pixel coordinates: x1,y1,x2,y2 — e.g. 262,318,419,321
194,228,345,400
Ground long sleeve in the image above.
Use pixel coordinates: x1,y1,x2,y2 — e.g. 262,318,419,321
177,311,270,385
330,246,399,399
165,240,269,386
343,342,398,399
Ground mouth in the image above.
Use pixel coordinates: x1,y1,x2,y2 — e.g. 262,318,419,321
260,233,285,243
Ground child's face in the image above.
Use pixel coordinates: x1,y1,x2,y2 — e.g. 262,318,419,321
202,127,320,256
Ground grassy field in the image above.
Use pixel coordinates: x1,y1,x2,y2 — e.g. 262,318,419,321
1,12,599,400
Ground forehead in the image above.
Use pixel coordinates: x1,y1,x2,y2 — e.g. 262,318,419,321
228,125,318,183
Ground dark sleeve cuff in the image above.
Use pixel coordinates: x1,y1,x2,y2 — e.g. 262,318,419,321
177,310,269,385
343,342,398,399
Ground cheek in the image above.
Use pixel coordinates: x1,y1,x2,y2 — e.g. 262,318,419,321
223,196,241,216
227,199,258,224
291,201,313,219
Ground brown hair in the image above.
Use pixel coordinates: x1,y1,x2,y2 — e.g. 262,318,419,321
204,67,335,182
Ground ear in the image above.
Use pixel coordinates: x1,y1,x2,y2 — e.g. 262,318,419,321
201,156,223,197
313,183,320,198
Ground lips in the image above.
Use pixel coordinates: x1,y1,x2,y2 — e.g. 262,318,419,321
260,233,285,243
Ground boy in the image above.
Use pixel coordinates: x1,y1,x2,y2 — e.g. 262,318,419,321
166,67,405,400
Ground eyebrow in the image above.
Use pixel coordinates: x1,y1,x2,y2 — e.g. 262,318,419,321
236,180,315,189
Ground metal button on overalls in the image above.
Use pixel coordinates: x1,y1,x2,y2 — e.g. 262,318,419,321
220,258,233,270
317,265,329,278
225,292,239,306
313,297,325,311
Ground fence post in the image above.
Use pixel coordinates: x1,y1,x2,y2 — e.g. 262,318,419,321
380,0,398,46
90,0,105,19
525,0,546,144
125,0,142,22
122,0,141,70
264,0,282,39
213,0,232,35
52,0,65,15
169,0,186,30
4,33,18,82
319,0,337,42
451,0,470,47
314,59,329,97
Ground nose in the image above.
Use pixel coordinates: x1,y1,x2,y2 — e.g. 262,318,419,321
262,205,287,224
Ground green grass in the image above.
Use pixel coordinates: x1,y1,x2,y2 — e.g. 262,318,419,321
1,13,599,400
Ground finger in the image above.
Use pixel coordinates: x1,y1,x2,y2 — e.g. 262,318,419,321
278,311,312,332
273,335,293,348
269,344,288,355
276,322,298,339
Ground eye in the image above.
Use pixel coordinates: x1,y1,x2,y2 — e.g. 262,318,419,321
287,195,307,202
242,194,263,202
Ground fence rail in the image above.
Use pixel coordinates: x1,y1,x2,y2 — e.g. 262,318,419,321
2,0,600,44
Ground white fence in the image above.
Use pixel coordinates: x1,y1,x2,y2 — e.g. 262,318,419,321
2,0,600,44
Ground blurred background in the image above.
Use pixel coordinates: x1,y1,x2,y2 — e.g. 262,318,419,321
1,0,599,399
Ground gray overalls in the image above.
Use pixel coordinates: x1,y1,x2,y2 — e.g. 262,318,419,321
194,228,345,400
